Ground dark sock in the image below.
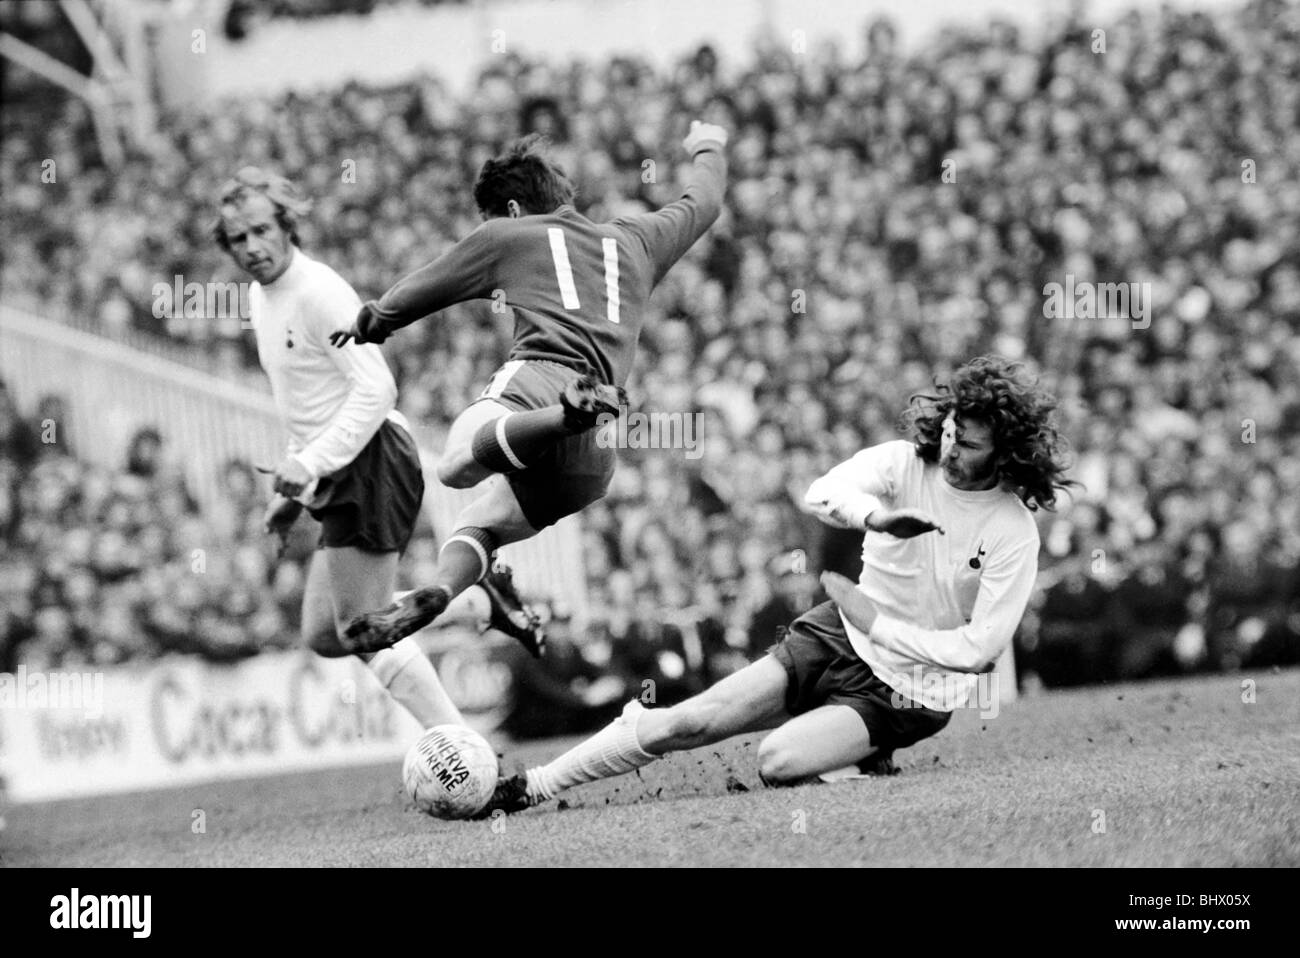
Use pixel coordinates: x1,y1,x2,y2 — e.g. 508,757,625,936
436,526,498,599
470,407,575,474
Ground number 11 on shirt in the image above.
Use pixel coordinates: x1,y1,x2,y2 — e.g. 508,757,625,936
548,227,621,324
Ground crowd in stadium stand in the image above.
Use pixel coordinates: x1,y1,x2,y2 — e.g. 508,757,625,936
3,0,1300,686
0,382,307,672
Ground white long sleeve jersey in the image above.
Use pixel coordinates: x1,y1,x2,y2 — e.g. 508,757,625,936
804,439,1040,711
248,248,408,500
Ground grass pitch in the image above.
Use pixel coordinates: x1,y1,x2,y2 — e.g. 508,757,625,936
4,668,1297,867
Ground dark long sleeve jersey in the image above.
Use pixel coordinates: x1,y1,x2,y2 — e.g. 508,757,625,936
371,148,726,387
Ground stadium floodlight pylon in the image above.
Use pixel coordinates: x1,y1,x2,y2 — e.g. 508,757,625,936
0,0,156,168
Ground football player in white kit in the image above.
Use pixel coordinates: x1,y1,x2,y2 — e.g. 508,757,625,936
478,355,1076,814
213,167,471,730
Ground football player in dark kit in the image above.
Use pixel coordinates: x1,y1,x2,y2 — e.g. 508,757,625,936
331,121,728,656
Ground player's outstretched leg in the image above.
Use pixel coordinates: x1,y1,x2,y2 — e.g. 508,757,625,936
440,376,627,490
478,656,791,816
342,477,538,654
464,374,626,480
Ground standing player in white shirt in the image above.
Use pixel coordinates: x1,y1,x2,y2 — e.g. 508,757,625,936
477,355,1076,814
213,167,472,730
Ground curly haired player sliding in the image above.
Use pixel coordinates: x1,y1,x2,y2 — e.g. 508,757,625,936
479,355,1076,814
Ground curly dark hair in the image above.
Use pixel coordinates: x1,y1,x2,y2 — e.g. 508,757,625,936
900,355,1077,511
211,166,312,252
473,134,576,218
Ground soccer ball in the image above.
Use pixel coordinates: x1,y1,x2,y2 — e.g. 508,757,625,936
402,724,499,820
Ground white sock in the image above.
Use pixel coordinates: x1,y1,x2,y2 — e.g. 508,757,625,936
526,700,656,801
367,637,464,729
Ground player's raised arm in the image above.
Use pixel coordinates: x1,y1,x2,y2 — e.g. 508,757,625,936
614,120,729,286
331,225,501,346
803,439,945,534
804,449,888,531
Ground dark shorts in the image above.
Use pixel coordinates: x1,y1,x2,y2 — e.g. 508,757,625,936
472,359,616,531
308,419,425,554
769,601,953,752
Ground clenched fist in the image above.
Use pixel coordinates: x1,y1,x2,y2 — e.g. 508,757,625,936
683,120,728,156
